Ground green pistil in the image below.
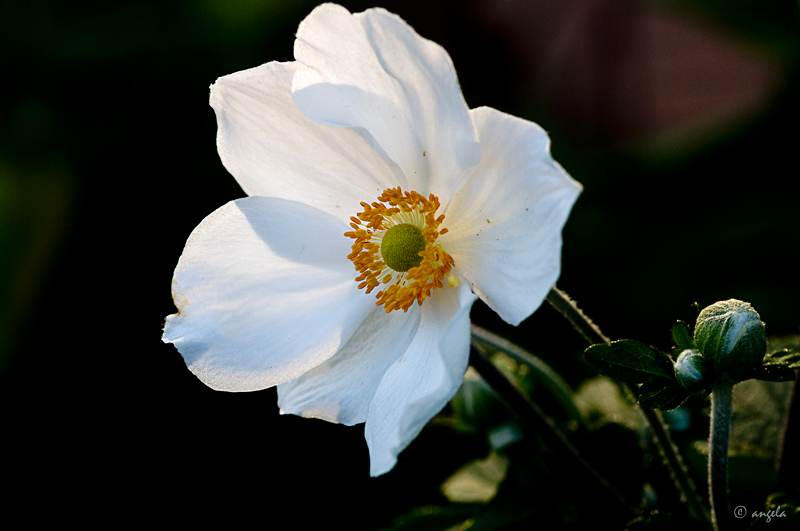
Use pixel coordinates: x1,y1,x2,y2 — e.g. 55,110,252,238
381,224,427,272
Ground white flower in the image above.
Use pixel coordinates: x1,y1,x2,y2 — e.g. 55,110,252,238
162,3,581,476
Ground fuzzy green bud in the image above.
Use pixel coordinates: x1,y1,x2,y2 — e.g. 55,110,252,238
694,299,766,374
674,349,713,392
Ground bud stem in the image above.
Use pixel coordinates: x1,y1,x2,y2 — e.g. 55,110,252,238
709,380,734,531
546,286,712,529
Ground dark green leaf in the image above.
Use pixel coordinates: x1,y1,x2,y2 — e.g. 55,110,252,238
763,349,800,369
625,509,707,530
731,350,800,383
638,381,690,410
671,321,695,351
739,365,798,383
467,507,537,531
584,340,675,384
378,505,481,531
379,503,536,531
747,492,799,530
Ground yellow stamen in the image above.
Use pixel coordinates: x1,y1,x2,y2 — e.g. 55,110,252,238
344,187,456,313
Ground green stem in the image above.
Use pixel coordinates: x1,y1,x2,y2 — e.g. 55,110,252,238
468,343,640,522
471,324,584,426
709,381,734,531
545,286,609,345
546,286,712,528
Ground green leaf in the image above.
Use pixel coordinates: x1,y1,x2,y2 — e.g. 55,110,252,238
625,509,707,530
741,365,798,383
462,508,536,531
449,367,508,431
638,381,690,410
378,505,481,531
573,376,645,431
731,349,800,383
584,340,675,384
440,451,510,503
748,502,800,530
763,349,800,369
671,320,695,351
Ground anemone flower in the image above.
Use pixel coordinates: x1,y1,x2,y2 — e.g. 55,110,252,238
163,3,581,476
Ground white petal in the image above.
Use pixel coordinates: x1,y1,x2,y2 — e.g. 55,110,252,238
292,4,480,205
277,305,421,426
211,61,403,223
365,281,478,476
439,107,582,325
162,197,373,391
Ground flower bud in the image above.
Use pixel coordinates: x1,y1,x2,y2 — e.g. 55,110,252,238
674,349,713,392
694,299,766,374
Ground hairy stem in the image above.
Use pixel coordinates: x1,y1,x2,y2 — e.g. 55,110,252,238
468,343,639,522
709,381,734,531
546,286,711,528
545,286,609,345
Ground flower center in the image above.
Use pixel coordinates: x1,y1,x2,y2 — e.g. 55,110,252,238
380,224,426,272
344,187,459,313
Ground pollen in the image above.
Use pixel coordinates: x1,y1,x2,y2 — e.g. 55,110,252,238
344,187,456,313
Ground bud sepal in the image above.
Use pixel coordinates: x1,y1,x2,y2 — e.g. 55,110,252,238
674,349,714,392
694,299,767,374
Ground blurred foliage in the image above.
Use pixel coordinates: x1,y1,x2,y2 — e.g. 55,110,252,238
748,491,800,530
686,377,792,495
440,451,510,504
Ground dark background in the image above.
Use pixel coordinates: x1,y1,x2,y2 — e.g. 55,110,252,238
1,0,798,526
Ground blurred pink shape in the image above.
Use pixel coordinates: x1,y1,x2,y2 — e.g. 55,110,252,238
478,0,781,148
